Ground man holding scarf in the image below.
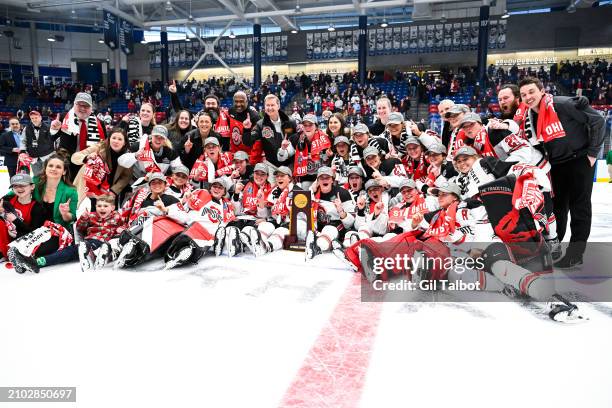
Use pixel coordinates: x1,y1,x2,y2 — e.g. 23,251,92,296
518,77,605,268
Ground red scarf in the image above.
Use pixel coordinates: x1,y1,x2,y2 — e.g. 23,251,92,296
166,177,193,196
43,221,73,251
271,187,291,218
214,109,231,138
83,155,111,197
190,152,234,182
242,181,271,216
461,128,497,158
388,195,426,223
404,153,428,181
425,202,458,239
121,188,150,224
134,139,161,173
293,130,331,177
17,153,33,173
535,93,565,143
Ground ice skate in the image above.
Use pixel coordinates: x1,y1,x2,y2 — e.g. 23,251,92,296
547,294,588,323
304,231,320,260
115,239,136,269
94,243,112,270
78,242,94,272
226,227,241,258
8,247,39,274
331,240,358,272
359,244,378,283
212,226,226,257
164,245,194,270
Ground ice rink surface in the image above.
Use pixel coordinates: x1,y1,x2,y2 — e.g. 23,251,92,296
1,183,612,408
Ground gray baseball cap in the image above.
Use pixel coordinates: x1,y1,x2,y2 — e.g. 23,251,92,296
210,177,230,190
74,92,93,107
254,163,268,174
444,104,469,117
430,181,461,197
405,136,421,146
426,143,447,155
10,173,33,186
151,125,168,138
459,112,483,127
352,123,369,135
387,112,404,125
453,146,478,159
172,165,190,175
233,151,249,161
274,166,292,177
334,136,350,146
317,166,334,178
302,114,318,124
204,137,220,147
363,146,379,158
347,166,365,178
365,179,384,191
148,172,167,184
399,178,417,190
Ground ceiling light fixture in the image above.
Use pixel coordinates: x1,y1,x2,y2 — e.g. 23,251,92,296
291,28,298,34
501,9,509,19
229,30,236,38
566,3,576,13
380,18,388,27
440,14,447,23
47,36,56,42
327,23,335,32
165,1,173,12
98,38,104,44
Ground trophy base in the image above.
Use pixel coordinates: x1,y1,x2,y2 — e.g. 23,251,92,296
283,236,306,252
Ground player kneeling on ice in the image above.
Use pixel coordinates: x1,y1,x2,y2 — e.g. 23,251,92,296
304,166,355,259
241,166,300,255
217,163,272,258
164,178,236,269
99,173,190,269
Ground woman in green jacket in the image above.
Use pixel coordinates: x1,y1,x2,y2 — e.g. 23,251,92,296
8,152,79,273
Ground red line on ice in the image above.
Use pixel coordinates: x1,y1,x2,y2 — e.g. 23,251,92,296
279,274,384,408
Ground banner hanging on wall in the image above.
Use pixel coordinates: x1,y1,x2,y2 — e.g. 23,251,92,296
103,11,118,50
119,19,134,55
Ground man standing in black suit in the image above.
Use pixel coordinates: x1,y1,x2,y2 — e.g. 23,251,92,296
0,117,23,178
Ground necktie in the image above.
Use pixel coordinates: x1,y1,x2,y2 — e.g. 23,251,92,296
79,120,87,151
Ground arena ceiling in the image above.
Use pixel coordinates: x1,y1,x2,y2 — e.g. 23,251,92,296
0,0,595,33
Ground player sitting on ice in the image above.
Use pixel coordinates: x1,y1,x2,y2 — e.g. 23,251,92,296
304,166,355,259
164,178,236,269
187,136,234,190
241,166,301,255
453,146,560,259
96,173,190,269
217,163,272,258
387,179,439,234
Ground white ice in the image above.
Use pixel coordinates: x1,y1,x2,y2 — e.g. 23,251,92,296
1,183,611,408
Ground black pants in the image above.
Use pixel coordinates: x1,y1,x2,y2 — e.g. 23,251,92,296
7,165,17,178
550,156,595,257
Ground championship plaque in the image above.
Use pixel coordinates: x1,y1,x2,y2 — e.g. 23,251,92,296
283,187,314,251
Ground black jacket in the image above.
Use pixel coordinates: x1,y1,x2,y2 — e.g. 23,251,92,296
23,122,57,158
243,110,297,167
180,129,223,169
0,130,20,167
529,96,605,165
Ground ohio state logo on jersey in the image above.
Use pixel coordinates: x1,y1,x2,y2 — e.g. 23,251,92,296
262,127,274,139
201,206,223,223
232,126,242,146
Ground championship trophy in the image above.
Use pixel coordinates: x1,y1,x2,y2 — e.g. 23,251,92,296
283,187,315,251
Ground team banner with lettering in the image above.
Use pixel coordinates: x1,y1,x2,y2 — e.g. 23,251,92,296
103,11,118,50
119,19,134,55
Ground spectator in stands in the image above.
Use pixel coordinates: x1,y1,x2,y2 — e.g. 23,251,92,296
22,110,57,176
0,117,23,177
518,77,605,268
166,109,194,152
71,127,133,209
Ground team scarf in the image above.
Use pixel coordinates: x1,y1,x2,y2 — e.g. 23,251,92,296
43,221,74,251
121,187,151,224
271,186,291,219
455,128,497,158
134,138,162,174
17,153,33,174
83,154,111,197
447,128,466,160
294,130,331,177
388,194,427,223
535,93,566,143
424,201,458,240
60,108,105,147
127,116,146,149
513,101,530,139
425,162,440,187
190,152,234,182
404,152,428,181
241,180,272,216
3,196,34,239
166,176,193,196
349,138,385,165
